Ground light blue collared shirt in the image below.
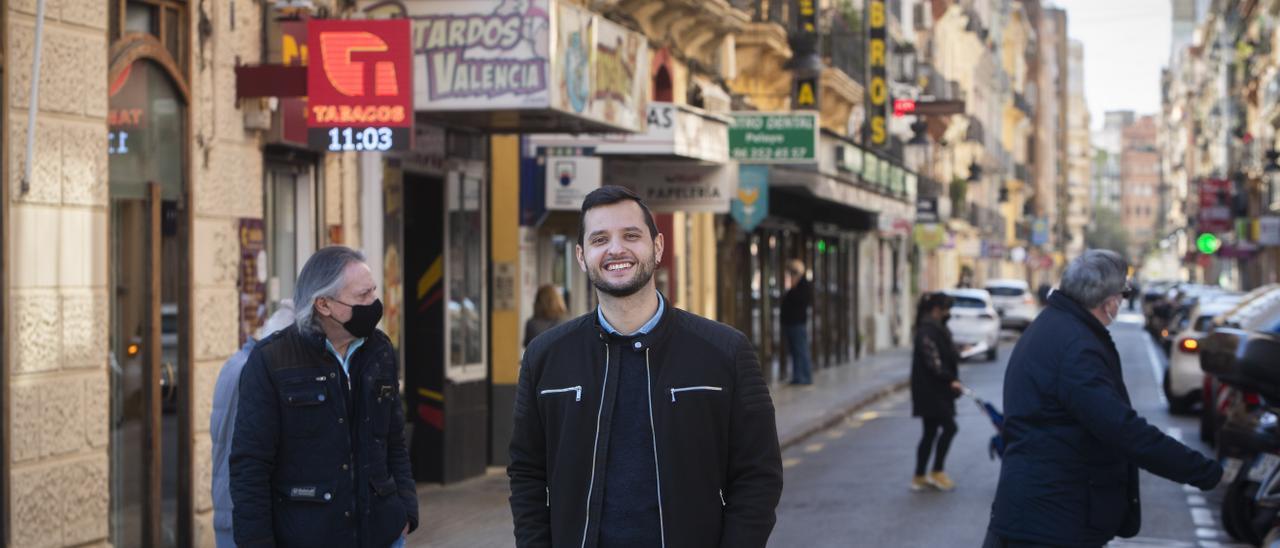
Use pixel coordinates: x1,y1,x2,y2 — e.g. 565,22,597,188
597,293,665,336
324,337,367,380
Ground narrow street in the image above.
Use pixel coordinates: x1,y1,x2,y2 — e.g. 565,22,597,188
771,313,1246,548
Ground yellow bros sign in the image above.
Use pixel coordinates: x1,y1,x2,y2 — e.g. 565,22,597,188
867,0,887,147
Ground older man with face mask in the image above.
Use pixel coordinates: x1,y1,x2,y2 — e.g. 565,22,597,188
983,249,1222,548
231,246,417,548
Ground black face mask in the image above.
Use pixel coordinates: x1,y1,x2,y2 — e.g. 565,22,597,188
332,298,383,338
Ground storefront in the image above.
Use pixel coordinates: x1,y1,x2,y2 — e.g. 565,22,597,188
361,0,649,482
719,124,916,379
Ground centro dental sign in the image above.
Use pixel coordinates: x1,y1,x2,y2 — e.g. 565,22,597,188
728,112,819,163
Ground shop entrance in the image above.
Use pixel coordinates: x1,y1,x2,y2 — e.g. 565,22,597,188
400,167,490,484
107,59,189,547
402,172,447,481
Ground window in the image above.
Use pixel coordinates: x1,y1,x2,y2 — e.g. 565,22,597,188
951,296,988,309
113,1,188,72
447,173,485,371
986,287,1025,297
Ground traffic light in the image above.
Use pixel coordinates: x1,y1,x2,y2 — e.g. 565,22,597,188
1196,232,1222,255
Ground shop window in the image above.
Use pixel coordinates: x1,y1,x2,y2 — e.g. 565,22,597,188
448,174,486,372
264,165,322,308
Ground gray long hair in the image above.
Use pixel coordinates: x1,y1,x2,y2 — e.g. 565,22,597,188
1059,249,1128,310
294,246,367,334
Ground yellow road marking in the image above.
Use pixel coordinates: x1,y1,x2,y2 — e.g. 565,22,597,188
804,443,824,454
858,411,881,421
782,458,802,469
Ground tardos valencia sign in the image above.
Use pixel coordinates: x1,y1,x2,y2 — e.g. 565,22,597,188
307,19,413,152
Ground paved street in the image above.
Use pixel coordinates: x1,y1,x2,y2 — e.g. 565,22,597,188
771,313,1247,548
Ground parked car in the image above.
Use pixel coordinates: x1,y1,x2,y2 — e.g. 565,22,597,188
944,288,1001,362
1199,284,1280,445
1164,296,1243,414
984,279,1038,331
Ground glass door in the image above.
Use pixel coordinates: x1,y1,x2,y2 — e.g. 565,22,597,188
108,59,187,547
265,165,319,308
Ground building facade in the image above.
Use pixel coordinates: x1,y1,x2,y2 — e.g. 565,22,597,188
1121,115,1161,263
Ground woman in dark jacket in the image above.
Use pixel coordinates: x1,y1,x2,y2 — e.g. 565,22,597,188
910,292,965,492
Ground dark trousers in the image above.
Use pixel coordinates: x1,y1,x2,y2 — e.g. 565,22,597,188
915,416,958,476
981,528,1084,548
784,324,812,384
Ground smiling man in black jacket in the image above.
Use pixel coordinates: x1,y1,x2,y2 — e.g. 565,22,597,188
508,186,784,548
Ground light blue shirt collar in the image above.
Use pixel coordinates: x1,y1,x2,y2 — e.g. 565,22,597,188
324,337,366,378
597,292,665,336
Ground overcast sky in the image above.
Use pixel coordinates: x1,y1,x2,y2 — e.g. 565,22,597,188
1049,0,1172,128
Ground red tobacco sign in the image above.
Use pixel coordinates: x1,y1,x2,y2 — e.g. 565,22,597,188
307,19,412,152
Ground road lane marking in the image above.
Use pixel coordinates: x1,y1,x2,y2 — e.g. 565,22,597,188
1187,494,1206,506
825,429,845,440
1144,333,1169,407
782,458,802,469
1195,528,1221,538
804,443,824,454
1183,484,1198,493
1191,507,1215,527
858,411,880,421
1168,427,1183,442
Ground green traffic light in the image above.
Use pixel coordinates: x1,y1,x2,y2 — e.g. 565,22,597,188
818,240,827,254
1196,233,1222,255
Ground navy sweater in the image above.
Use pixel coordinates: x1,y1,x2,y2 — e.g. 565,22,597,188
598,336,662,547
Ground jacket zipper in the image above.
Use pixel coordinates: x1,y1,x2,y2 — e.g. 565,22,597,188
645,348,668,547
669,386,723,402
580,346,610,548
719,488,726,507
539,385,583,401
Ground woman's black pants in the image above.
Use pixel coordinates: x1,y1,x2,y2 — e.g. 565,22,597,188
915,416,958,476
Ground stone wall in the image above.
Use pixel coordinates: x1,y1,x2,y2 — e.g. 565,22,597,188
5,0,111,546
189,0,265,544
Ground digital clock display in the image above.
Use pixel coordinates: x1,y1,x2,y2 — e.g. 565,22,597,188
308,126,410,152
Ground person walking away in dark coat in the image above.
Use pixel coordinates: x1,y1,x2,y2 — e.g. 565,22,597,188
984,250,1222,548
508,186,784,547
231,246,419,548
211,300,296,547
910,292,965,492
781,259,814,385
523,284,568,348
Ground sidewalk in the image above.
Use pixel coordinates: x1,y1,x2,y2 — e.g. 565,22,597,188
406,346,913,548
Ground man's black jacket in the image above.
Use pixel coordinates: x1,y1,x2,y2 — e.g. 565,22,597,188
231,325,418,548
508,305,784,548
989,292,1221,547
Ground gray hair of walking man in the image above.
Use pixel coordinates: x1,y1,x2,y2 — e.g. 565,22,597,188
1058,249,1130,325
293,246,366,334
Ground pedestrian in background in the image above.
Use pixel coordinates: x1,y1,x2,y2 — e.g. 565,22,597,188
210,300,296,547
781,258,813,385
509,186,783,547
231,246,418,548
523,284,567,348
984,250,1221,548
910,292,964,492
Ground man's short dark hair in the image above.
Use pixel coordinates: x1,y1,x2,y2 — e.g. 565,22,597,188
578,185,659,245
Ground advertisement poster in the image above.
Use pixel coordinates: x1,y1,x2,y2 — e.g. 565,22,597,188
554,1,595,115
592,16,648,129
732,164,770,231
238,219,268,345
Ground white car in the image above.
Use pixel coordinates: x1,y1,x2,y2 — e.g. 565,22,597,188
985,279,1039,330
1165,296,1244,414
944,289,1002,362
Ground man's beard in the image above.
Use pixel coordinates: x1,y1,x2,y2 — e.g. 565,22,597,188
588,255,657,298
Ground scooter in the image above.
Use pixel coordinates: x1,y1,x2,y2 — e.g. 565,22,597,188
1217,408,1280,545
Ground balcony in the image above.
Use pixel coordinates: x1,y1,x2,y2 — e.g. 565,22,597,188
822,6,865,86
